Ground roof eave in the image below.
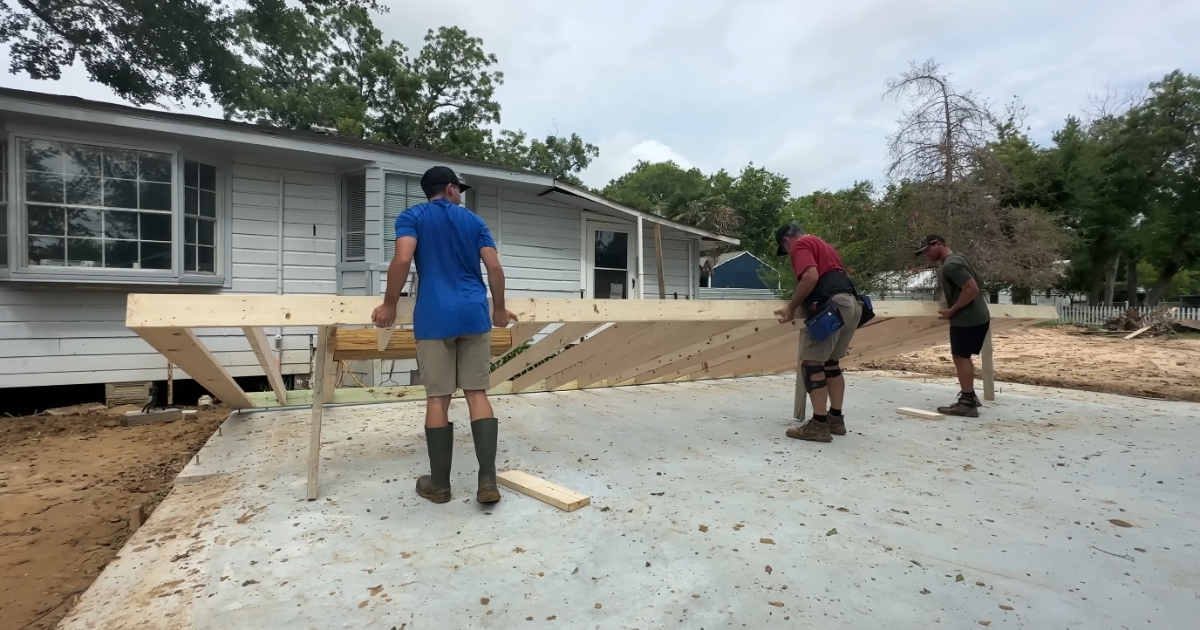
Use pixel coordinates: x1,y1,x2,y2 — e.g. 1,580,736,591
548,181,740,245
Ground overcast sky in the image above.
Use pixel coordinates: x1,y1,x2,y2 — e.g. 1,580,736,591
3,0,1197,195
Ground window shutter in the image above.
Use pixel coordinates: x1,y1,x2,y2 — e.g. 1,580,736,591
343,174,366,261
383,173,422,261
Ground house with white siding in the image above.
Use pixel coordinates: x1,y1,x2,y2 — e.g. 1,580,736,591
0,88,736,393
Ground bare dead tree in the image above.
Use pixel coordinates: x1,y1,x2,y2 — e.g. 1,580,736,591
883,59,998,220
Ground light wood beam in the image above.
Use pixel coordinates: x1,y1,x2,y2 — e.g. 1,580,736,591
243,326,288,406
489,323,598,389
333,327,513,361
307,326,334,500
132,327,253,409
530,323,656,392
611,320,770,383
637,321,800,384
602,321,747,386
575,321,737,389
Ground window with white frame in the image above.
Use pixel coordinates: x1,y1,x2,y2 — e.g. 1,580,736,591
383,172,424,261
0,140,8,267
22,138,174,269
183,160,217,273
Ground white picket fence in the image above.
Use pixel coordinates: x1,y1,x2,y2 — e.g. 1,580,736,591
1053,305,1200,326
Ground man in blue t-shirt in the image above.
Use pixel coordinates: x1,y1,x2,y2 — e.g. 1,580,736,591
372,166,516,505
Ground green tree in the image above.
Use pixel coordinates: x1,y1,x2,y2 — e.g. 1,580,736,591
721,164,790,260
1132,70,1200,305
0,0,379,105
223,7,597,180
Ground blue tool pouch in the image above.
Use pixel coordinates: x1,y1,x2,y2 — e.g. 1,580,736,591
804,300,845,342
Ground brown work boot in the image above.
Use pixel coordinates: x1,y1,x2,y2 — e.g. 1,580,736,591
828,413,847,436
786,419,833,443
938,394,980,418
416,424,453,504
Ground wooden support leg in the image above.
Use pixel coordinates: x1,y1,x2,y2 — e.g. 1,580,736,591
793,332,806,420
307,326,333,501
982,327,995,401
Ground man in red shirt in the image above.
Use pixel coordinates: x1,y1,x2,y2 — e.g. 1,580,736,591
773,222,864,443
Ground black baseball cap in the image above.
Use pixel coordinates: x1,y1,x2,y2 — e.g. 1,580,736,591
775,222,801,256
420,166,472,194
913,234,944,256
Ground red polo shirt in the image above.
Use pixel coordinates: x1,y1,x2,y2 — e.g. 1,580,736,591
789,234,845,279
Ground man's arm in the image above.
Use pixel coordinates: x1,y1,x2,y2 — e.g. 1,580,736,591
371,236,416,328
942,277,981,318
481,246,517,327
776,266,818,323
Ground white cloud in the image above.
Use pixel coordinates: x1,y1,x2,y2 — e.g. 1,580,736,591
5,0,1198,197
581,131,696,188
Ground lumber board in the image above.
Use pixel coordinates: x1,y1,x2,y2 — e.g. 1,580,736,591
489,323,598,388
982,328,995,401
1123,326,1152,340
131,327,254,409
246,381,518,408
322,328,339,403
675,330,801,380
504,323,545,355
377,326,393,351
528,323,655,392
307,326,333,500
496,470,590,511
243,327,288,406
333,327,513,361
614,320,770,383
897,407,943,419
640,322,799,384
577,321,740,389
126,295,1056,328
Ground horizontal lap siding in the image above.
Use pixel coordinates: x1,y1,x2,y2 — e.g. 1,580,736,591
0,286,315,388
498,188,582,298
642,236,694,299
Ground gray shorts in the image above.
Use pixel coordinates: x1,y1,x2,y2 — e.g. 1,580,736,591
799,293,862,363
416,332,492,397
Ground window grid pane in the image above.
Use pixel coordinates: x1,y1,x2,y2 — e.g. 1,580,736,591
1,140,9,267
183,159,218,274
21,138,174,269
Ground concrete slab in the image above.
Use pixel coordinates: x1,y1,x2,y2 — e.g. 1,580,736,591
59,374,1200,629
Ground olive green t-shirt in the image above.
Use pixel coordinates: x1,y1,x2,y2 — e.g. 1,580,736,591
941,254,991,327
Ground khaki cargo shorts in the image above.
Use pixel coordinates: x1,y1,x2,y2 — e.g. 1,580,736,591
799,293,862,363
416,332,492,397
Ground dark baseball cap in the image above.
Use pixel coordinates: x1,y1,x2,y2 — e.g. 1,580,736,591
913,234,944,256
774,222,802,256
420,166,471,193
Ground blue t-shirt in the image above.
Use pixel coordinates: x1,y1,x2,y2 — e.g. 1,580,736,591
394,198,496,340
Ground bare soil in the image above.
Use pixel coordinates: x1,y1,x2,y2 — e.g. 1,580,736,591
0,406,227,630
864,325,1200,403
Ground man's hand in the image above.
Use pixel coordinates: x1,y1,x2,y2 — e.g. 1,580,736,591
372,302,397,329
775,305,796,324
938,308,954,320
492,307,518,328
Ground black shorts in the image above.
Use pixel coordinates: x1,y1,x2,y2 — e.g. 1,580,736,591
949,322,990,358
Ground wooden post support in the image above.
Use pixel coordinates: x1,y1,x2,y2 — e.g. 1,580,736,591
793,333,806,420
307,326,334,500
982,328,995,401
166,361,174,406
653,222,666,300
243,327,288,406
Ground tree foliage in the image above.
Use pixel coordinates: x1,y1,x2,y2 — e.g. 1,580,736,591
0,0,379,105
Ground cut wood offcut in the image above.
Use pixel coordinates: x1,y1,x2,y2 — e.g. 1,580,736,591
896,407,945,420
123,295,1056,499
497,470,590,511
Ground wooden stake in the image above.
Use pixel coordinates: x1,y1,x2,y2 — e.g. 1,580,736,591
166,361,174,406
653,222,666,300
307,326,333,500
982,328,995,401
793,333,806,420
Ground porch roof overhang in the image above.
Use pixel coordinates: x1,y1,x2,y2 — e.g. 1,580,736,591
542,183,740,246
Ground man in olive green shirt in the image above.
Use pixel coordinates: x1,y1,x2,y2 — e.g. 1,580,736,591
915,235,991,417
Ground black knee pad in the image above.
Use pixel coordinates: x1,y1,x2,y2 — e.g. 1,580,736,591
824,360,842,379
803,365,827,392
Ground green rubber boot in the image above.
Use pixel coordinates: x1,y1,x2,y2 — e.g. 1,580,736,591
416,423,453,504
471,418,501,504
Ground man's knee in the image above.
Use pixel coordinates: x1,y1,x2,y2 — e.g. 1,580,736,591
802,364,827,392
823,359,842,379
